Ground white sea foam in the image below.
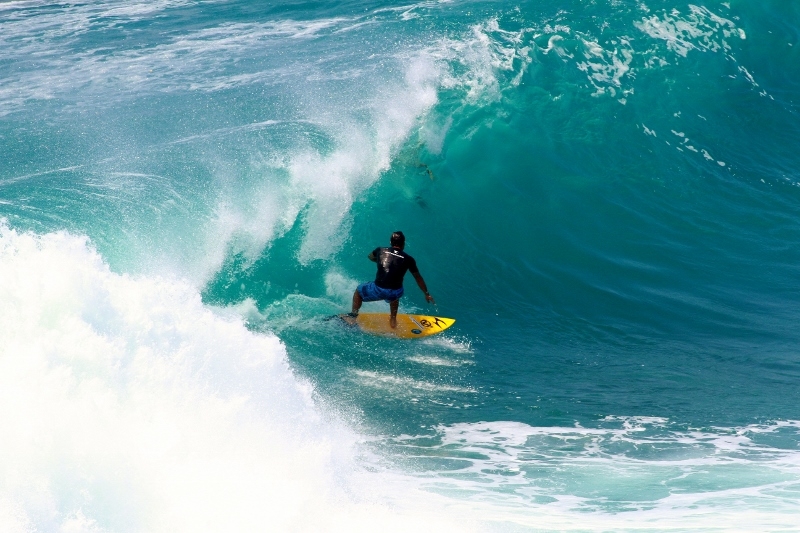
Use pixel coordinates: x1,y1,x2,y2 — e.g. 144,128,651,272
420,335,474,354
0,224,480,532
352,370,476,393
635,5,743,58
575,37,634,98
503,4,751,103
373,417,800,529
325,269,360,304
417,18,536,105
407,355,473,367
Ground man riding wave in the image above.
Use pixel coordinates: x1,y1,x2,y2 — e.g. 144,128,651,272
351,231,435,328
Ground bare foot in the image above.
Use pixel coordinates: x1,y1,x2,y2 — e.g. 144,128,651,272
390,316,397,329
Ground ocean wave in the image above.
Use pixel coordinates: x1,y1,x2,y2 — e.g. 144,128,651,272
0,224,478,532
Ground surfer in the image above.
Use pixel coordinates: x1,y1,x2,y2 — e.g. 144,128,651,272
351,231,435,328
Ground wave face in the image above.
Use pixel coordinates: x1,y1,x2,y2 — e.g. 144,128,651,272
2,0,800,530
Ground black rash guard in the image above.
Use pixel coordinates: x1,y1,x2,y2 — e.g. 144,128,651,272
372,247,418,290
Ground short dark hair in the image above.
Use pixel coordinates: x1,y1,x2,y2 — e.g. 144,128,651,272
390,231,405,247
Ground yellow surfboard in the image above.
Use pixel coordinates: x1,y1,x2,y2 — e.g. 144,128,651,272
340,313,455,339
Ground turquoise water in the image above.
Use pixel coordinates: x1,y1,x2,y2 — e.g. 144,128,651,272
2,0,800,530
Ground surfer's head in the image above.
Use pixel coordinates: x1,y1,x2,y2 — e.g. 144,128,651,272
390,231,405,248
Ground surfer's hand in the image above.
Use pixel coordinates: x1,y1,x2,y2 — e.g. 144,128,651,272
425,294,435,304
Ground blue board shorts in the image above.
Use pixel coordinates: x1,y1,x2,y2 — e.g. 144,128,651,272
357,281,404,302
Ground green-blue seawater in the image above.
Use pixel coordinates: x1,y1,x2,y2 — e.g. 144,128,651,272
2,0,800,530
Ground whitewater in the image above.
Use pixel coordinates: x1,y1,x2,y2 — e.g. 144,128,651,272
2,0,800,531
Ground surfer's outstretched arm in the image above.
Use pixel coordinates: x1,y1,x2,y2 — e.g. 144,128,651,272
412,272,435,304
